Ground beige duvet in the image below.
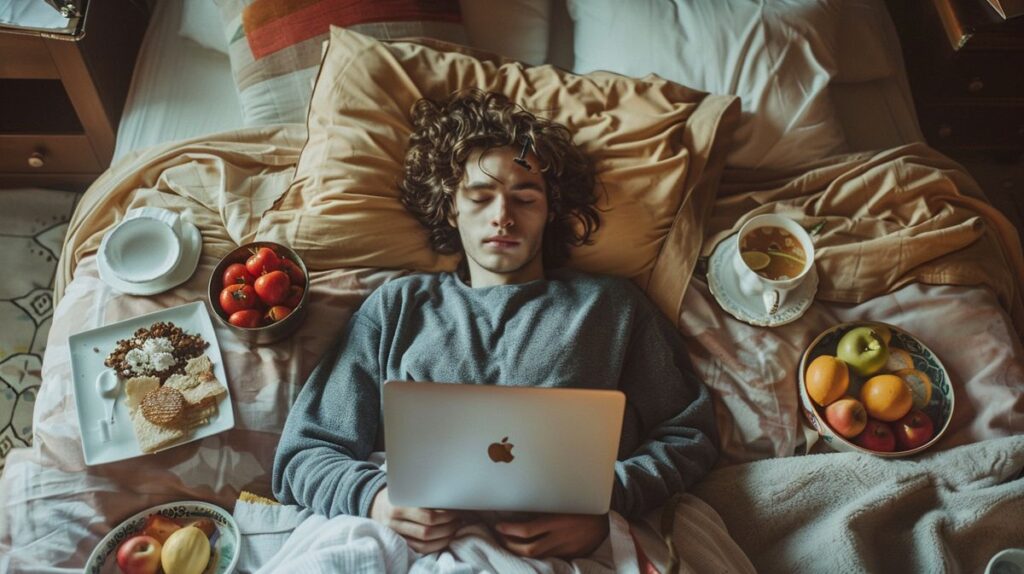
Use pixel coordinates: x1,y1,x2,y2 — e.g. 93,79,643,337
2,126,1022,571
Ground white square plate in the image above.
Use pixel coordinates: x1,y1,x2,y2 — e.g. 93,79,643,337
69,301,234,465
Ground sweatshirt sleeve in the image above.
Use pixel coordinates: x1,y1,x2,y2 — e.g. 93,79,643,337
272,289,387,518
610,301,720,519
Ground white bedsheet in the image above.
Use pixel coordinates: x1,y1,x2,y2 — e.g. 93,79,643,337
112,0,243,162
232,471,756,574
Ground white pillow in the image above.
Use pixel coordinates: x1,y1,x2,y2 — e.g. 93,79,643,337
568,0,848,170
180,0,229,54
459,0,551,66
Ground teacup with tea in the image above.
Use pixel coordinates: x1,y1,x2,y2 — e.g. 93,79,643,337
732,214,816,315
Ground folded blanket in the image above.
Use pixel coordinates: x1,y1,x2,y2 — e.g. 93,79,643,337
232,493,756,574
55,125,306,302
706,143,1024,334
691,436,1024,573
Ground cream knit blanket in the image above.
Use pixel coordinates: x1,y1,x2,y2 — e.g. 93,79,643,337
692,436,1024,573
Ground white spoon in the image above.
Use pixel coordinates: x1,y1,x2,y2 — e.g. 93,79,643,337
95,370,120,441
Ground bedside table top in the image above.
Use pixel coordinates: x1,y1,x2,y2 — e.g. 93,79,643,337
0,0,84,39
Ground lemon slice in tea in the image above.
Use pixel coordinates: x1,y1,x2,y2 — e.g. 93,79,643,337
895,368,932,410
767,250,806,266
741,251,770,271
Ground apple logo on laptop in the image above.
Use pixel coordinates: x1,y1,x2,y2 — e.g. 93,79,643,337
487,436,515,463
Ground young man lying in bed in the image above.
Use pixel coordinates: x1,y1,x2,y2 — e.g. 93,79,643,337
272,88,719,559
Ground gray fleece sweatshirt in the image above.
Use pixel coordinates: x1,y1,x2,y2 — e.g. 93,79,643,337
273,270,719,519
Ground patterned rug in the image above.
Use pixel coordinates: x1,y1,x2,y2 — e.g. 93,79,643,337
0,188,79,473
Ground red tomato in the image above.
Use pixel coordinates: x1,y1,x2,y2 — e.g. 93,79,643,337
229,309,263,328
219,284,258,315
223,263,255,286
264,305,292,323
284,285,304,308
246,247,281,277
279,258,306,287
254,270,290,305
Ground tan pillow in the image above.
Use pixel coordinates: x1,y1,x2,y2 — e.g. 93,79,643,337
257,27,739,322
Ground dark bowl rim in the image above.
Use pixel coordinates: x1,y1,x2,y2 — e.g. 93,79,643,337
207,241,309,331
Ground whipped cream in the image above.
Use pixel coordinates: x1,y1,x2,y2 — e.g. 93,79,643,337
125,337,178,375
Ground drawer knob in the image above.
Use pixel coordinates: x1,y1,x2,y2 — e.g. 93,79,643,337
938,125,953,139
967,77,984,93
27,152,45,169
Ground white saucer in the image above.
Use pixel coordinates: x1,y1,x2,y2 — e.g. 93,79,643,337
98,221,203,296
707,234,818,327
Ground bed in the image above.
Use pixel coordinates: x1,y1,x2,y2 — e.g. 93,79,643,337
2,0,1023,572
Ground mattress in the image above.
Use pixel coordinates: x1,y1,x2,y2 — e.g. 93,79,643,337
113,0,923,161
3,127,1022,570
112,0,243,163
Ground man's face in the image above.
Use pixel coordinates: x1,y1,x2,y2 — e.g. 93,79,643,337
451,146,550,287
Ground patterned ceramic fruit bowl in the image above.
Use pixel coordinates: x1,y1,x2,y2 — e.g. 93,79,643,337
85,500,239,573
798,321,954,458
208,242,309,345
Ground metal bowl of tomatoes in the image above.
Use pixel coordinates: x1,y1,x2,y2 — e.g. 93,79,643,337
207,242,309,345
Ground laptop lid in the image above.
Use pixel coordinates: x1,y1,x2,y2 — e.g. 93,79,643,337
383,380,625,515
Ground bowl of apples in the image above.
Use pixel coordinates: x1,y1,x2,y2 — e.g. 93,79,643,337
798,321,954,458
208,242,309,345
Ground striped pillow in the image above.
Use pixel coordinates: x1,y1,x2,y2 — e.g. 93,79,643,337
215,0,467,125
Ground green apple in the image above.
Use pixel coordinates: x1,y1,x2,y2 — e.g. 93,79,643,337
836,326,889,377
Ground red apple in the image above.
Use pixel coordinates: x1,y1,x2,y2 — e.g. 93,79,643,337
824,397,868,438
894,409,934,451
116,535,162,574
853,419,896,452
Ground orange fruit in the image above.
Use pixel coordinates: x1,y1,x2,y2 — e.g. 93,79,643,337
860,374,913,421
894,368,933,410
805,355,849,406
884,347,914,373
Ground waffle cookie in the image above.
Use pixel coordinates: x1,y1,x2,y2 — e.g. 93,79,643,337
140,387,188,427
124,353,227,453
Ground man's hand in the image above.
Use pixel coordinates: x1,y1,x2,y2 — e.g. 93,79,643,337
494,513,609,559
369,487,464,555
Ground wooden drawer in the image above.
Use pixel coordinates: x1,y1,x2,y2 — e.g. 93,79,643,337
0,134,101,174
916,102,1024,152
0,35,59,79
908,50,1024,100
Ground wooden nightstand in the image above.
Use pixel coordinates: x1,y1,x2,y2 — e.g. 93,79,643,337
0,0,149,189
887,0,1024,160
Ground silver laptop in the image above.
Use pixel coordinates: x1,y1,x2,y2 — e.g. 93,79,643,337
383,380,625,515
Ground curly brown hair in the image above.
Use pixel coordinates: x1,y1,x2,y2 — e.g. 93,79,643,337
399,89,600,269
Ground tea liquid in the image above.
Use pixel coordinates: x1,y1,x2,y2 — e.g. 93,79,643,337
740,226,806,280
